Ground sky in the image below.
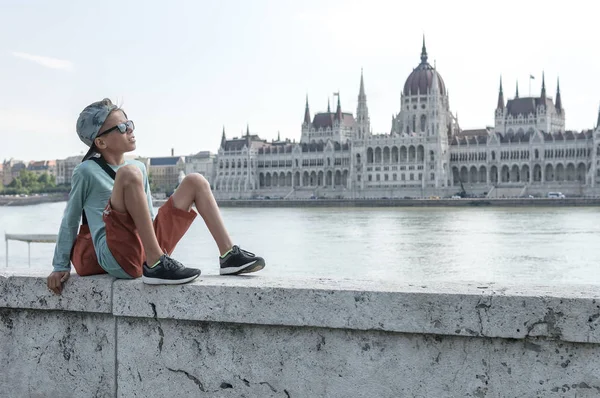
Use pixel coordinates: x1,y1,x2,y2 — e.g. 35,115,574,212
1,0,599,163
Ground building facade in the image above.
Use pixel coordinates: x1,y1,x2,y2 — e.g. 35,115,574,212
27,160,57,181
56,156,81,185
2,159,27,186
184,151,216,187
214,39,600,199
146,156,186,194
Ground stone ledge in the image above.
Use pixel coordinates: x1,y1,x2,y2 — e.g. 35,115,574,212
2,270,599,344
113,276,600,344
0,270,114,314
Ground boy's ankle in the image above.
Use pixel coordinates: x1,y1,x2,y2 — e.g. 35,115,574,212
146,253,164,267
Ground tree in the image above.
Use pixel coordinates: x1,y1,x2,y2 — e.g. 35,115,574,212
37,173,56,187
7,170,58,194
148,171,158,193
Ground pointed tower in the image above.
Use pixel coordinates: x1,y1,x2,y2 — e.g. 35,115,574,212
335,93,342,121
495,77,506,131
327,98,331,113
420,34,428,65
359,68,366,99
246,123,250,137
515,81,519,98
540,72,547,103
303,95,311,125
555,78,563,114
597,103,600,129
356,68,370,139
220,126,226,149
497,76,505,110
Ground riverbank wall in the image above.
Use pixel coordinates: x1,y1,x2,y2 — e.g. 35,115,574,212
153,197,600,208
0,193,69,207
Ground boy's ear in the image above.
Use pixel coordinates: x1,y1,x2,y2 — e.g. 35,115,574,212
94,138,106,149
94,137,107,149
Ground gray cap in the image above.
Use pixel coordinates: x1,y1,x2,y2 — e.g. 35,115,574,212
76,98,118,147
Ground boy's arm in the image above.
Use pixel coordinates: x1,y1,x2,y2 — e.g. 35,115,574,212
51,166,88,272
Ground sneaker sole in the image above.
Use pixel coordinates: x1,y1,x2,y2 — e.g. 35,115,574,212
220,260,265,275
142,273,200,285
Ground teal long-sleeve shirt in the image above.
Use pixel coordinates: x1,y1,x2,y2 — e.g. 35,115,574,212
52,159,154,273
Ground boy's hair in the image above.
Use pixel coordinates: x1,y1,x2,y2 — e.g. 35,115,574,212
76,98,124,161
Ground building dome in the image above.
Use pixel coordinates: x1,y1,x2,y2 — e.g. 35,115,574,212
403,40,446,96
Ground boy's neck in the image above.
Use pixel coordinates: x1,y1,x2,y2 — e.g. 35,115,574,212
101,152,126,166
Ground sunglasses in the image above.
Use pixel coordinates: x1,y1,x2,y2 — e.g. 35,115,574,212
97,120,135,138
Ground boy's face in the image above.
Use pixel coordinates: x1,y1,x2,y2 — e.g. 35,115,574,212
94,110,136,154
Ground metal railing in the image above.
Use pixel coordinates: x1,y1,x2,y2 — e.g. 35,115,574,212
5,233,58,267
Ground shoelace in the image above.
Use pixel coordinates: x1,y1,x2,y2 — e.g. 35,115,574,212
162,256,184,271
236,246,256,258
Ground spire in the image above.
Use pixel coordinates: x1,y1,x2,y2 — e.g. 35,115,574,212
596,103,600,129
555,78,562,113
246,124,250,137
220,126,226,148
277,131,281,141
515,81,519,98
327,98,331,113
335,93,342,120
359,68,366,99
303,94,311,125
356,69,370,138
540,71,546,101
420,35,428,64
497,76,505,110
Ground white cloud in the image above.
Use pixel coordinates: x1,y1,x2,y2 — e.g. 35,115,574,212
11,51,73,71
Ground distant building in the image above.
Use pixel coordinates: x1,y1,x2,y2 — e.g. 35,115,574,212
56,156,81,185
2,159,27,186
184,151,216,187
213,38,600,199
214,126,271,194
27,160,57,181
146,156,186,194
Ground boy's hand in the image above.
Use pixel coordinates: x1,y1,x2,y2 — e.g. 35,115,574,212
47,271,70,295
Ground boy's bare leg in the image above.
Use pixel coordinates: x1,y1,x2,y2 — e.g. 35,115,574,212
170,173,233,255
110,165,163,265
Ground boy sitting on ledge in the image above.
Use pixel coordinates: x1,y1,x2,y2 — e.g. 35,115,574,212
47,99,265,294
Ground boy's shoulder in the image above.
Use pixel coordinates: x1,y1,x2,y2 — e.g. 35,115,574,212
73,160,93,176
73,158,147,178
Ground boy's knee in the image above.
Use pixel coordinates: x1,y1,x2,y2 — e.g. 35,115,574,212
116,165,143,185
186,173,210,191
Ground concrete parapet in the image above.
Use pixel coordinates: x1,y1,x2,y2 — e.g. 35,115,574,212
2,270,600,397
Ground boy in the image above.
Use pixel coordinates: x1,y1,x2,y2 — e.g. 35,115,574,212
47,99,264,294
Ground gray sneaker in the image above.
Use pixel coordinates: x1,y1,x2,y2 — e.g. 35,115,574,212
142,254,201,285
219,246,265,275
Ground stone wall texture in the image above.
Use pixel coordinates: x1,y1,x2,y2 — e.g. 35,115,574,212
2,270,600,397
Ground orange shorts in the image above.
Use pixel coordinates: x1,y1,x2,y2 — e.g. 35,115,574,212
101,196,197,278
